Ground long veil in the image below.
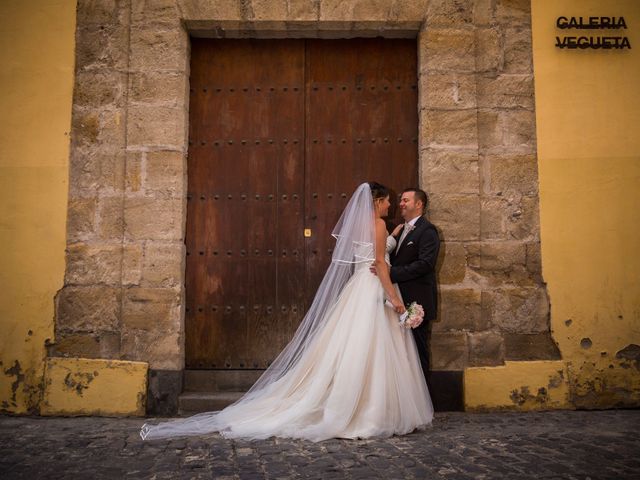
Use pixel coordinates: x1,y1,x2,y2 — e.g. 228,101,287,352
140,182,376,440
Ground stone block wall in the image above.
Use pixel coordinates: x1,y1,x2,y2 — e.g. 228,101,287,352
51,0,188,374
420,0,559,370
50,0,556,411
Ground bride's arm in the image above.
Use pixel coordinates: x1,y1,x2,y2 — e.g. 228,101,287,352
374,219,406,314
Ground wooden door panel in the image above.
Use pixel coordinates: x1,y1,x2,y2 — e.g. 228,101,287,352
304,39,418,306
186,39,305,368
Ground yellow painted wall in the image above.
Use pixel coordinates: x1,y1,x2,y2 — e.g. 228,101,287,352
466,0,640,409
0,0,77,413
533,0,640,407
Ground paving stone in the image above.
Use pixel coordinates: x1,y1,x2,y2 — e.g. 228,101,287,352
1,411,639,479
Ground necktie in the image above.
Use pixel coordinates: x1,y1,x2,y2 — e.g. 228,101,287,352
396,223,413,253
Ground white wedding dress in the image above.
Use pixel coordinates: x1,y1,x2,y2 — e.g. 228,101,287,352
141,184,433,442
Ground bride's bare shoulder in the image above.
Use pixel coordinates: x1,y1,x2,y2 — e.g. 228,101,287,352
374,218,388,234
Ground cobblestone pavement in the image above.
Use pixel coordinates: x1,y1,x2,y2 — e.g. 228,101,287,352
1,410,639,479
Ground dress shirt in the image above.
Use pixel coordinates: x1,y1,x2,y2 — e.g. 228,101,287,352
395,215,421,253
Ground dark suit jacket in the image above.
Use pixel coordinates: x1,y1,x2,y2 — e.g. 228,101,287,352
390,216,440,322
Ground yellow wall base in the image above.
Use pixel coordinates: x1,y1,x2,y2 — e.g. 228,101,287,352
566,356,640,409
464,361,572,411
465,357,640,411
41,357,148,417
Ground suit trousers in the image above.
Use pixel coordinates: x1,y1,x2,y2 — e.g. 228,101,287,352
411,322,431,389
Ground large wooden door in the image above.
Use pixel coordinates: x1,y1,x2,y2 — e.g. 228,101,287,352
186,38,417,369
304,39,419,304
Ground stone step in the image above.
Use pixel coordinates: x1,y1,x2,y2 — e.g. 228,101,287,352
178,370,465,413
178,391,245,415
183,369,264,392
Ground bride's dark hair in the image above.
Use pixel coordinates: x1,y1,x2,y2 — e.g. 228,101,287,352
368,181,389,200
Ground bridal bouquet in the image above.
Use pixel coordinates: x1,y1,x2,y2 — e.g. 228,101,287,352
401,302,425,329
384,300,425,329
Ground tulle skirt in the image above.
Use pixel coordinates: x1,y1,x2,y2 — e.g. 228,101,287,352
141,268,433,442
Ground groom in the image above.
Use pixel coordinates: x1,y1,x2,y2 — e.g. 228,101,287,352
389,188,440,389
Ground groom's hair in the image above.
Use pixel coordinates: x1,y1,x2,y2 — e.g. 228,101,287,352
402,188,428,213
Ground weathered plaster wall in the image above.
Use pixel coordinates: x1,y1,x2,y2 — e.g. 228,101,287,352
533,0,640,407
465,0,640,410
0,0,77,414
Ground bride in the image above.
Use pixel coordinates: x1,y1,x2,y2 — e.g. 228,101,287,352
140,182,434,442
